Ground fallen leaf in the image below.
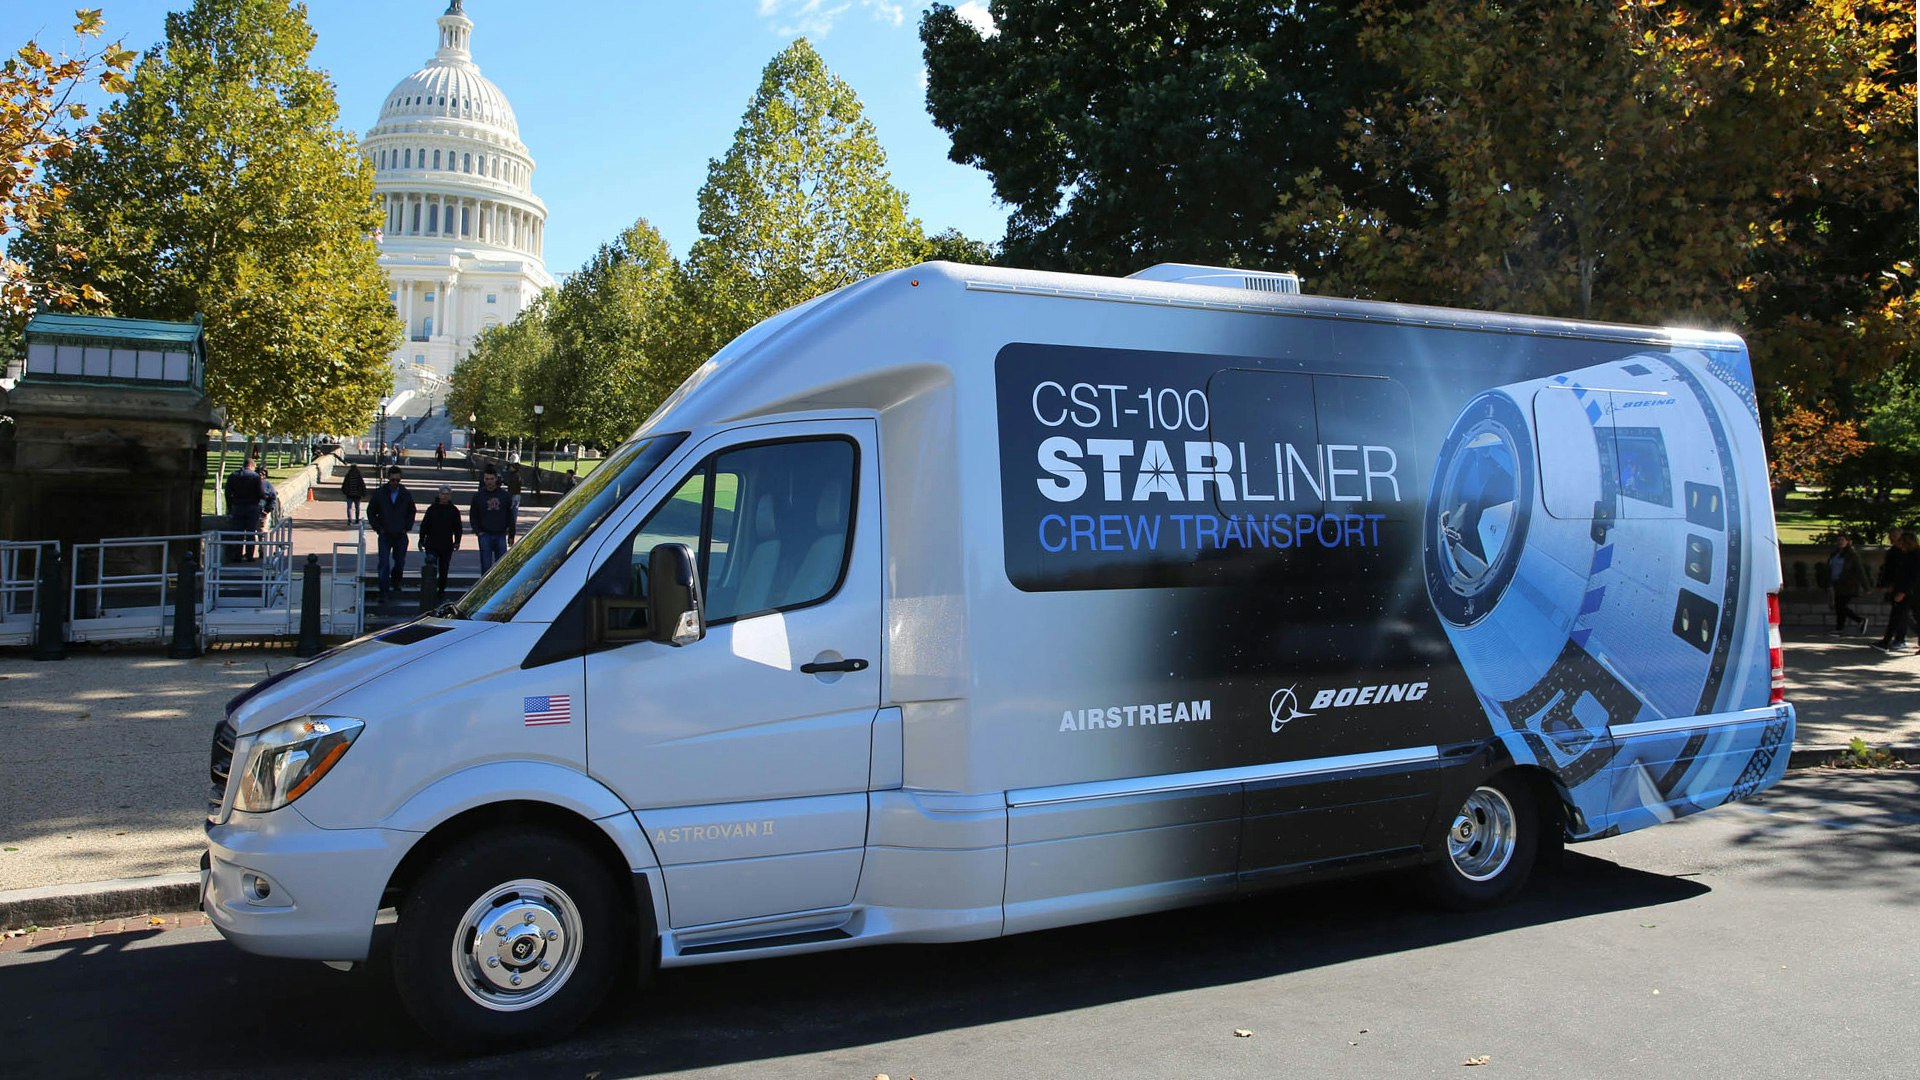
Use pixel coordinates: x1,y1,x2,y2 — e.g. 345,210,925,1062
1652,989,1661,995
1234,1029,1253,1038
1641,923,1657,928
586,1073,600,1080
148,916,165,926
874,1074,890,1080
1464,1056,1491,1067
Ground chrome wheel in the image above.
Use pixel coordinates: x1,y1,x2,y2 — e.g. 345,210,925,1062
1447,786,1518,882
451,877,584,1012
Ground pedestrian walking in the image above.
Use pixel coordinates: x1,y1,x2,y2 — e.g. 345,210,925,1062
468,468,514,573
367,466,418,603
564,469,579,492
222,457,266,564
1827,533,1871,635
419,484,462,594
435,442,446,470
341,463,367,526
1872,529,1916,651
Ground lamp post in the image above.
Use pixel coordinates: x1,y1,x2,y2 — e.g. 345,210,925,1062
531,403,544,494
377,396,391,462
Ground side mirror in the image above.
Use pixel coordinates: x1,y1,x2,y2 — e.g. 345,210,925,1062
646,542,705,646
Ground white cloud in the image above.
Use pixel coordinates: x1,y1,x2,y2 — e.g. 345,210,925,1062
954,1,996,37
758,0,905,37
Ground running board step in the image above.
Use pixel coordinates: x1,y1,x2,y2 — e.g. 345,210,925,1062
677,925,853,957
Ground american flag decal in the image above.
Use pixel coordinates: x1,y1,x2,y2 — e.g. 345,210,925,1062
524,694,572,727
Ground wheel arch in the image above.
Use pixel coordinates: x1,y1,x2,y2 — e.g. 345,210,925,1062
375,762,660,914
1431,740,1579,861
382,799,642,913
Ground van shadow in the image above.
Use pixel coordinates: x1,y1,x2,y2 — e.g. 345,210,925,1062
5,852,1704,1077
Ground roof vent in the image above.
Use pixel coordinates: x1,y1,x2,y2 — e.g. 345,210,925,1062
1127,263,1302,294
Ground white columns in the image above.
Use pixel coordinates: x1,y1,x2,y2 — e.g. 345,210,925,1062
401,281,414,339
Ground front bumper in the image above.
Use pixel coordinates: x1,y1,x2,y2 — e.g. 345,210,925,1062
203,806,412,961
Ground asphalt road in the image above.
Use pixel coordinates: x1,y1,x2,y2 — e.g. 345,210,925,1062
3,770,1915,1080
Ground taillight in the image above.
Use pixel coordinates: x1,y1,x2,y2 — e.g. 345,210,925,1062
1767,593,1785,704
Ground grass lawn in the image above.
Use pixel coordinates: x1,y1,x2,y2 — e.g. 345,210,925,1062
1776,492,1834,546
1772,489,1917,547
202,458,309,517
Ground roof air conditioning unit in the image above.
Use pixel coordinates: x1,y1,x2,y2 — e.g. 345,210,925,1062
1127,263,1302,294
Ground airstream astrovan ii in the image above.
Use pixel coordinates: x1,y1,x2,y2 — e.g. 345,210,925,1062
204,261,1793,1043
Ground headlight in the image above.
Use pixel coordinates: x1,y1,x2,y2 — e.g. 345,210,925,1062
233,716,364,813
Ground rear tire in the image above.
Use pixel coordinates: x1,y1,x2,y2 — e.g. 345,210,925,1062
1421,773,1539,910
391,828,628,1048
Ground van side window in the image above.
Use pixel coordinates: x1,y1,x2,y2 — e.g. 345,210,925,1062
613,437,856,626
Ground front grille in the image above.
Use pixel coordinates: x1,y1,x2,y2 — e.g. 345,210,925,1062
208,719,237,820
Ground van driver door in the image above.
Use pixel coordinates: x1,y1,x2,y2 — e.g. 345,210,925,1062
583,418,881,930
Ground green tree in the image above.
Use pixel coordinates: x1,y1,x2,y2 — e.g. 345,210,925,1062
1269,0,1916,400
12,0,398,434
920,226,995,266
920,1,1381,274
449,296,547,442
0,7,135,321
680,38,926,363
539,218,682,447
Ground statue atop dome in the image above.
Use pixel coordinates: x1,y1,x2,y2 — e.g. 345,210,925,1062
445,1,464,15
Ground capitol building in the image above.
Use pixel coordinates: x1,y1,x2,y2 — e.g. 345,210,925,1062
364,1,552,391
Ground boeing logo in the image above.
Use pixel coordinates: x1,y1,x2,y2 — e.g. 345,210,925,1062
1269,685,1316,733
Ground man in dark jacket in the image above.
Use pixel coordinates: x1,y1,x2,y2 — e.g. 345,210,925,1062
469,469,515,573
223,457,265,564
419,484,463,594
1873,529,1916,650
367,466,418,603
1827,533,1871,635
341,463,368,526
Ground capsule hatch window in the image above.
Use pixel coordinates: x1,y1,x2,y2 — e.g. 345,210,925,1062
1534,385,1683,521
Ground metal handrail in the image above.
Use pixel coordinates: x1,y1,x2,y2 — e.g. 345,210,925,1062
205,511,294,613
0,540,58,643
0,540,55,618
68,534,203,638
330,523,369,637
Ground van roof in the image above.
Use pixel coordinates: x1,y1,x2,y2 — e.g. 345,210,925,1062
638,261,1747,438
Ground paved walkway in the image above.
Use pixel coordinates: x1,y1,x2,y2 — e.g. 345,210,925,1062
0,626,1913,898
291,452,551,583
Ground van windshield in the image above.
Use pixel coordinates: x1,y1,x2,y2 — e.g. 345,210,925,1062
455,433,687,622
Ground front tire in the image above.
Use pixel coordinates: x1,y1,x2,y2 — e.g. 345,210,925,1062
1421,773,1539,910
391,829,627,1048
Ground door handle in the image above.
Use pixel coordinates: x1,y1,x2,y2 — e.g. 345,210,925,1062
800,658,869,674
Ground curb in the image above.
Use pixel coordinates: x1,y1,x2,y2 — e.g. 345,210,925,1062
0,873,199,932
1787,744,1920,770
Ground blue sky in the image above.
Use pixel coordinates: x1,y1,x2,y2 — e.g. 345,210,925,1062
5,1,1006,274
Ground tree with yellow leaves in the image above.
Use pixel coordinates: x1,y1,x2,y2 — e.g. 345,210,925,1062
1271,0,1915,402
0,8,135,321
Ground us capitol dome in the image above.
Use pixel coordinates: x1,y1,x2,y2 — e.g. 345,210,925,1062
363,1,553,389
